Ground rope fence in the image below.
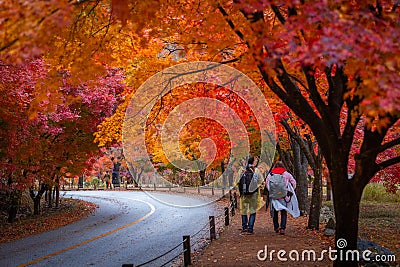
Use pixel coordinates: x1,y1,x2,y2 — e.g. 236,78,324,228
122,190,238,267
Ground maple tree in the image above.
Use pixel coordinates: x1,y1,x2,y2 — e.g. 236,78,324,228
0,59,125,220
1,1,399,265
215,2,399,265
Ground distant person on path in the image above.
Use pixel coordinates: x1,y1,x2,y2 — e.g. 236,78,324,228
265,161,299,235
111,157,121,187
104,171,111,189
236,155,264,235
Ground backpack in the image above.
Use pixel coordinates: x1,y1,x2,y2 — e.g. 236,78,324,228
238,168,258,195
268,173,287,200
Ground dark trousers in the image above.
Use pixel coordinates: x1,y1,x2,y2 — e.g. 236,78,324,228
273,208,287,230
241,213,256,233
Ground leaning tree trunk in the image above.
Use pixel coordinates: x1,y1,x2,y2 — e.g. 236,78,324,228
276,142,294,174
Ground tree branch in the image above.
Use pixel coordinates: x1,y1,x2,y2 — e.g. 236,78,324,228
0,38,19,53
378,137,400,153
361,115,399,157
280,118,316,169
271,5,286,24
377,155,400,171
326,66,346,136
217,4,247,45
302,66,328,119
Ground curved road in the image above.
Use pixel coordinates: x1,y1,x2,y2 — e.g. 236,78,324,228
0,191,218,267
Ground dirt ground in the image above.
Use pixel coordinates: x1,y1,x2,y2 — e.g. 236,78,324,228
193,202,335,267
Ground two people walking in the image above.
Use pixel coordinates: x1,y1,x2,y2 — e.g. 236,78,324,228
237,156,299,235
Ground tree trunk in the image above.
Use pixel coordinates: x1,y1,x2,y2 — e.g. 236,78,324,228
308,168,322,229
292,139,309,215
47,186,52,208
33,197,41,215
199,169,206,186
55,179,60,208
333,180,362,266
30,184,47,215
276,142,294,174
7,190,21,223
228,169,233,187
326,176,332,201
221,160,227,189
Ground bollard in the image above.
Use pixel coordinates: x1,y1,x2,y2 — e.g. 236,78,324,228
153,183,156,191
233,192,238,209
209,216,216,240
184,187,186,193
211,187,214,196
231,202,235,216
198,186,200,194
224,207,229,226
229,190,233,202
183,235,191,266
222,187,225,197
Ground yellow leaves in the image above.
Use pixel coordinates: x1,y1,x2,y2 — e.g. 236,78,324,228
94,104,126,147
362,78,379,89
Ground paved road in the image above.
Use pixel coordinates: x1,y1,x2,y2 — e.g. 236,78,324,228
0,191,218,267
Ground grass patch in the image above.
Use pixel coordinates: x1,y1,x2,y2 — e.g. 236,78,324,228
321,188,400,259
359,202,400,259
361,183,400,203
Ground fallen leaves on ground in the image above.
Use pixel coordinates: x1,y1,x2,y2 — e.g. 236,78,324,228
192,200,399,267
0,198,97,244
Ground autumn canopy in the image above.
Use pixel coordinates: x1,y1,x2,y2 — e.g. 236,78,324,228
1,0,399,265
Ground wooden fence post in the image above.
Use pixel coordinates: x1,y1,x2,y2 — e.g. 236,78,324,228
209,216,216,240
224,207,229,226
183,235,191,266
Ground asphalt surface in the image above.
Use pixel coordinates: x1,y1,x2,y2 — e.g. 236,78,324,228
0,190,218,267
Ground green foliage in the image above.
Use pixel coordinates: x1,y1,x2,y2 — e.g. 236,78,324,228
362,183,400,203
90,177,103,188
